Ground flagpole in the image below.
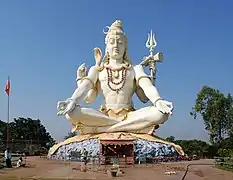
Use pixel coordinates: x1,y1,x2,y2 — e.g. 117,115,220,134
6,76,10,148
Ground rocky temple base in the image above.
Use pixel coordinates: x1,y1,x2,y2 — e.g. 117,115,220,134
48,132,184,160
51,139,180,161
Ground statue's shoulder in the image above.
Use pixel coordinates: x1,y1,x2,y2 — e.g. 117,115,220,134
132,64,145,72
85,65,100,79
88,65,101,74
97,67,107,81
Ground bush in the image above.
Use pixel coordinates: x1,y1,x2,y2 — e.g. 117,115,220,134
217,149,233,157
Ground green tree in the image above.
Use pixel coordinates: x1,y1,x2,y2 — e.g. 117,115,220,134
175,139,209,157
0,120,6,141
0,117,55,150
0,120,7,149
225,94,233,137
217,148,233,157
165,136,175,142
218,136,233,149
64,131,78,139
190,86,233,144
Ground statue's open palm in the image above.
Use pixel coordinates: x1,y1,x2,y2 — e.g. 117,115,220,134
155,99,173,115
57,99,76,116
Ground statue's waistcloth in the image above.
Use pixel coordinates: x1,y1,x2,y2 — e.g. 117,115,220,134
100,106,135,120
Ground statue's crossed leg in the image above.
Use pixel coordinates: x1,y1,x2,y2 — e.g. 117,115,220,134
107,106,169,133
66,105,169,134
65,106,120,134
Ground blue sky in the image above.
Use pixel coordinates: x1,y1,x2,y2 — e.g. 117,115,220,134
0,0,232,141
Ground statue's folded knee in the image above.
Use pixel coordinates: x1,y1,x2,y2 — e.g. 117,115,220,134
158,113,169,124
147,108,169,124
65,107,81,120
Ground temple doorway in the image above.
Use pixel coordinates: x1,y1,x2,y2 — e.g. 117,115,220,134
100,140,134,166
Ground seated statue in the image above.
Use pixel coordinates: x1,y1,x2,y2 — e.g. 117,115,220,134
57,20,173,135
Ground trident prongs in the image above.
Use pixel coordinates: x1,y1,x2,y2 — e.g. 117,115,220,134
146,30,157,55
141,29,163,86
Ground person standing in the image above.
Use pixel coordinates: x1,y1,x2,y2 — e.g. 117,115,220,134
5,148,12,168
83,148,88,165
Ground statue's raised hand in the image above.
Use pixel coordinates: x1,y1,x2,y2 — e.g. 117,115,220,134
154,99,173,115
77,63,87,79
57,99,76,116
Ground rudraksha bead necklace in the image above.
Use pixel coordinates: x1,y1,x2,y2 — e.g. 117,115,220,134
106,67,127,93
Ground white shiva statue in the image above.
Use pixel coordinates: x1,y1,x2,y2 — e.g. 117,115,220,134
57,20,173,134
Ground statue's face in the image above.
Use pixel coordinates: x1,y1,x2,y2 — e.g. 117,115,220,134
107,34,125,60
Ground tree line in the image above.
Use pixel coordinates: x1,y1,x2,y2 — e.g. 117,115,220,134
166,86,233,158
0,117,55,154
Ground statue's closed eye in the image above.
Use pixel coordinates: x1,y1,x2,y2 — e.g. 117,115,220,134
109,39,115,44
118,40,123,44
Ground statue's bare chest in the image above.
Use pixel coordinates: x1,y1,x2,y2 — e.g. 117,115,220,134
98,68,135,93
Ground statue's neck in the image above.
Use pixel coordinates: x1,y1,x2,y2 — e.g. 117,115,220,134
108,59,123,68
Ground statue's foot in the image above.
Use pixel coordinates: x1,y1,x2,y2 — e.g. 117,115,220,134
71,125,78,133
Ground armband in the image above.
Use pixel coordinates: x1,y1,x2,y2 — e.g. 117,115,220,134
76,77,83,82
81,77,95,88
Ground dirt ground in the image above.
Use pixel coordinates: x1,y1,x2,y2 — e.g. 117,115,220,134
0,157,233,180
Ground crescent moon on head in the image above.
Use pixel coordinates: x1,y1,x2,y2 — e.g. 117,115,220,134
103,26,110,34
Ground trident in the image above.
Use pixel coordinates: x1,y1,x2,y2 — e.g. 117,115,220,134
140,30,163,85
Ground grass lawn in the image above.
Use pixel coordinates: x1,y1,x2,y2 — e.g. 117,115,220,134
216,164,233,172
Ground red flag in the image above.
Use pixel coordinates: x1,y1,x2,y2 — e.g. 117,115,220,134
5,79,10,96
